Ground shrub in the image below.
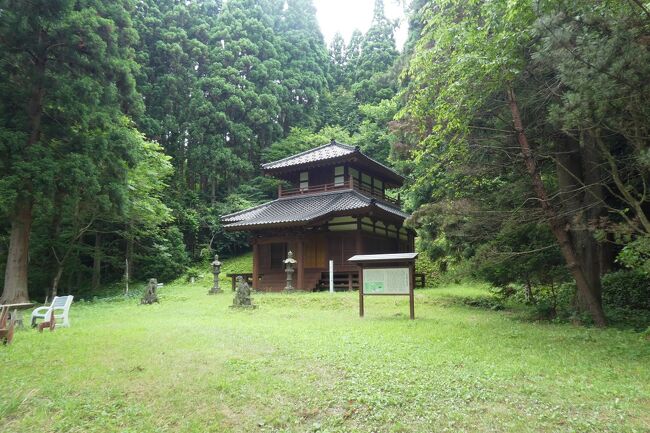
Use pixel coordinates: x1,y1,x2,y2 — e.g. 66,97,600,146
601,270,650,311
461,295,505,311
472,222,567,294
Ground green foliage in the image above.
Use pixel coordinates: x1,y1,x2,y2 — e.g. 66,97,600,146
0,0,168,301
616,236,650,275
354,99,398,164
321,0,401,138
328,32,347,86
399,0,650,328
135,225,189,283
124,137,174,230
132,0,335,265
0,0,144,209
473,223,566,290
602,270,650,311
277,0,329,129
352,0,398,101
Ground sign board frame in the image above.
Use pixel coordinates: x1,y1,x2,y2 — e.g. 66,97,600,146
347,253,418,319
362,267,410,295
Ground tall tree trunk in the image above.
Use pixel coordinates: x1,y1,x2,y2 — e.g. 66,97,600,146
126,231,134,283
575,131,605,308
51,265,63,299
1,55,46,304
506,87,606,326
47,191,64,301
555,132,606,313
91,232,102,292
1,198,33,303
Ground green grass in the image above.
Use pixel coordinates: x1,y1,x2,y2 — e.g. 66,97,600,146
1,269,648,432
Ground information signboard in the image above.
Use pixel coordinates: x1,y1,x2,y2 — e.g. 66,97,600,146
362,268,409,295
348,253,419,320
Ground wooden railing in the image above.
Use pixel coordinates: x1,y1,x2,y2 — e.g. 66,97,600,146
279,181,349,197
316,271,360,291
278,176,400,206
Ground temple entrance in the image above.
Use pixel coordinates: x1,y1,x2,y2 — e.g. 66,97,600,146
269,242,287,270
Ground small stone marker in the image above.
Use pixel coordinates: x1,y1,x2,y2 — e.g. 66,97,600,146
283,251,297,293
231,275,256,309
141,278,159,304
209,254,223,294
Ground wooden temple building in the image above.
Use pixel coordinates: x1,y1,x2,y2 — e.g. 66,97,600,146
221,140,415,291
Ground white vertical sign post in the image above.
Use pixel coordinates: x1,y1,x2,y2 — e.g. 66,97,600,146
329,260,334,293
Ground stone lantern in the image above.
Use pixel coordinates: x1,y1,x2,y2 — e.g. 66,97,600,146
209,254,223,294
283,250,297,292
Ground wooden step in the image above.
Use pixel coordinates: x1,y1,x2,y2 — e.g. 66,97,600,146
315,271,359,291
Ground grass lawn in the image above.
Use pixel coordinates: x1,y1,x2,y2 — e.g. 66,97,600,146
1,273,649,432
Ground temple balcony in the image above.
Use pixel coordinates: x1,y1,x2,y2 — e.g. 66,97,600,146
277,176,401,206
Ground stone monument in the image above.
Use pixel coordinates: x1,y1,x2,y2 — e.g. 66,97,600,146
209,254,223,294
141,278,159,304
283,250,297,293
231,275,256,309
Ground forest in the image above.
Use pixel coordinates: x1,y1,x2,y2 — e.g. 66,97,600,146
1,0,649,327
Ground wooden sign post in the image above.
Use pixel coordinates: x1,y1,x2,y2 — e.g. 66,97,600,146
348,253,418,320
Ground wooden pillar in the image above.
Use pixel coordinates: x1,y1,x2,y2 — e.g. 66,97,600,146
395,224,403,253
408,230,415,252
358,264,364,317
354,225,363,292
296,235,305,290
409,261,415,320
355,221,363,255
252,239,259,291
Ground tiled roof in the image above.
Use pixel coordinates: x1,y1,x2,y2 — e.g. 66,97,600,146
221,190,410,230
261,141,357,170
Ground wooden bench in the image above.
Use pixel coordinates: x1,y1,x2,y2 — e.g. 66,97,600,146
0,306,17,345
1,302,35,329
226,273,253,291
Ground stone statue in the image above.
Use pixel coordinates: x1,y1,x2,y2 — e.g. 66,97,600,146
209,254,223,294
141,278,159,304
231,275,256,309
283,251,297,292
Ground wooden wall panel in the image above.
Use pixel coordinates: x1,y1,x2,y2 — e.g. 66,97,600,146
304,235,327,268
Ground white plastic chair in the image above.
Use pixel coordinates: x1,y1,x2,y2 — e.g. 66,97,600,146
31,295,74,328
